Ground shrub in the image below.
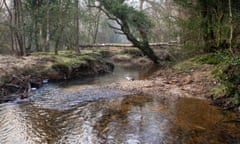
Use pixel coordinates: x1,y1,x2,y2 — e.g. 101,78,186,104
213,54,240,106
193,53,225,65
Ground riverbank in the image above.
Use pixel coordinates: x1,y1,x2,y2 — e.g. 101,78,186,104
0,50,114,101
0,49,239,112
107,64,216,100
107,55,240,112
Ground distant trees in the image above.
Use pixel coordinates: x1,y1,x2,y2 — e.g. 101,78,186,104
0,0,104,56
0,0,179,60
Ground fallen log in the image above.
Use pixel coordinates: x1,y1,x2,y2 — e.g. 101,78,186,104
79,42,180,48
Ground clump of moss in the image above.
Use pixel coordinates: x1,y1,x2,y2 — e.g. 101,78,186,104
33,50,113,80
211,54,240,109
174,53,225,72
0,75,11,87
173,59,202,72
192,53,225,65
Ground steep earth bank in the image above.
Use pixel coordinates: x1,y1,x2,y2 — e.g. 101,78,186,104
0,50,113,101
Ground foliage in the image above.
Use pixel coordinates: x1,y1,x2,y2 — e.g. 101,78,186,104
212,54,240,106
174,0,240,52
99,0,159,63
100,0,153,40
173,58,202,72
192,53,225,65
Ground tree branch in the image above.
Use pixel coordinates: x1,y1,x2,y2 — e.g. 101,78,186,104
108,23,122,31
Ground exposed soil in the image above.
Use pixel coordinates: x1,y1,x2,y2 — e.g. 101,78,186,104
0,53,237,112
0,55,216,101
107,64,217,101
0,54,113,101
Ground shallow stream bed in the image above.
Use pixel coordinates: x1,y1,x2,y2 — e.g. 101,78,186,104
0,66,239,144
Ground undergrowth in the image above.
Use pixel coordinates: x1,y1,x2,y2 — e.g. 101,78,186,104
174,52,240,109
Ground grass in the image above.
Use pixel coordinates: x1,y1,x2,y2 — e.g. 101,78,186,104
19,50,111,80
173,53,224,72
173,58,203,72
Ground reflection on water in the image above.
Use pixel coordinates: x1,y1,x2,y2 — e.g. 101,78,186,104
0,65,239,144
59,65,160,89
0,93,239,144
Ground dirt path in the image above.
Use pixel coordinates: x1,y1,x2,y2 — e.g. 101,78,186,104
107,65,216,101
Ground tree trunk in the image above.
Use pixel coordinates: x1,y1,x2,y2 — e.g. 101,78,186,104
13,0,26,56
75,0,80,53
228,0,233,55
121,20,159,63
93,10,101,44
139,0,144,11
45,0,50,52
99,1,159,63
35,0,40,51
39,24,43,51
55,26,64,55
3,0,15,54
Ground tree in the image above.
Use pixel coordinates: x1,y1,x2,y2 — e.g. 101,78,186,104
97,0,159,63
2,0,27,56
174,0,240,53
228,0,233,55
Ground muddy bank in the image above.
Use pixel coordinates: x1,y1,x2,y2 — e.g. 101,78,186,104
106,59,240,112
106,64,216,100
0,50,114,101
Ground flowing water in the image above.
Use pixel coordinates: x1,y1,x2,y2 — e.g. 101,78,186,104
0,66,239,144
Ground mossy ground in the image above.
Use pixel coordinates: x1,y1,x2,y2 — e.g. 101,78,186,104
33,50,113,79
0,50,114,98
1,49,239,111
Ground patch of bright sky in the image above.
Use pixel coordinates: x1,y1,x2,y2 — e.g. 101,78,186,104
125,0,166,10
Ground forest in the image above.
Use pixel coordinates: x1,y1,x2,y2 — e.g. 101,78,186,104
0,0,240,143
0,0,240,109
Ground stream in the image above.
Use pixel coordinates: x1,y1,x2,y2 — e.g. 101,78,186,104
0,66,239,144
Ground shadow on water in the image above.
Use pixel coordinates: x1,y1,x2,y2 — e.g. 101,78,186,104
0,65,239,143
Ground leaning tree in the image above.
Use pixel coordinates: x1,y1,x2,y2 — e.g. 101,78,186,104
96,0,159,63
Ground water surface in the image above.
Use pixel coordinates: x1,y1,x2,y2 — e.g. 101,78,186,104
0,66,239,144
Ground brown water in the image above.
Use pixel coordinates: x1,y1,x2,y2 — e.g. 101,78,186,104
0,66,239,144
